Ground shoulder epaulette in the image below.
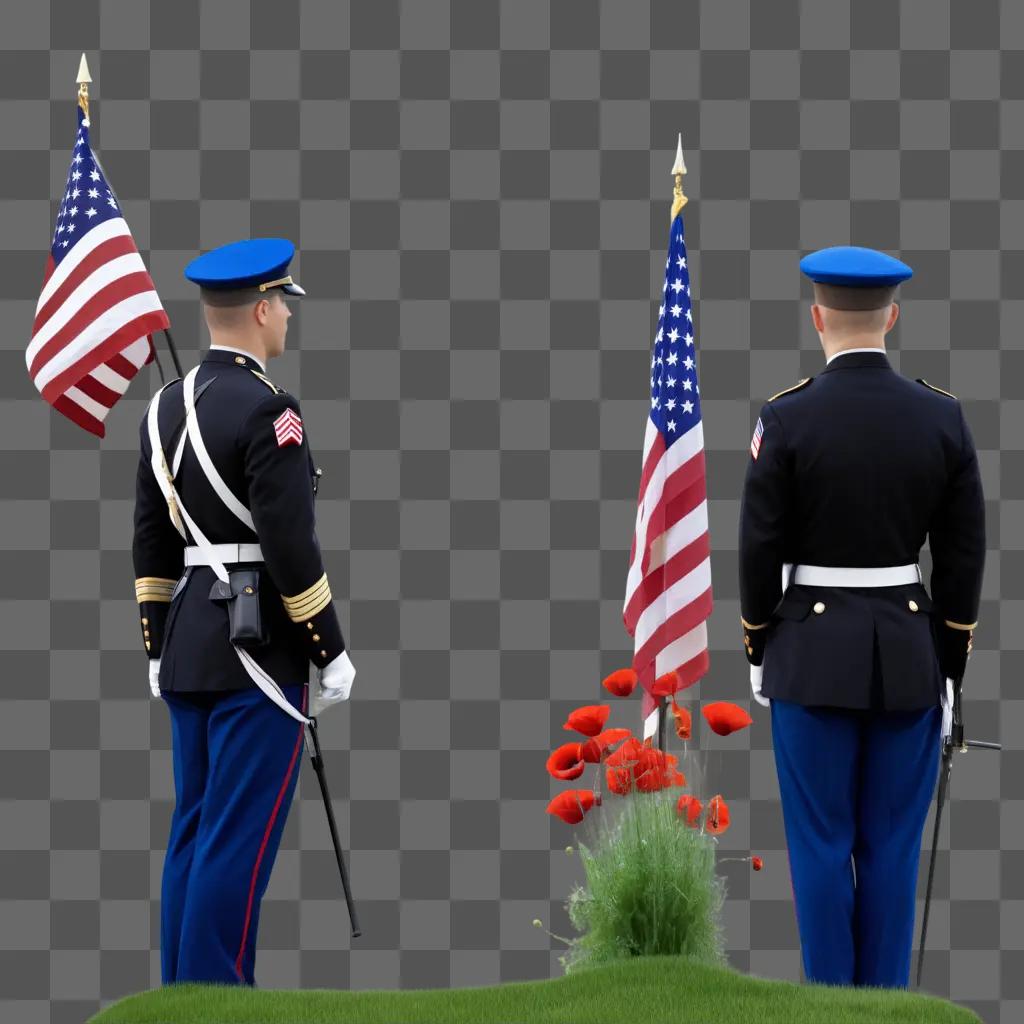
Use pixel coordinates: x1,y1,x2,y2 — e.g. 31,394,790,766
249,369,284,395
768,377,813,402
916,378,957,400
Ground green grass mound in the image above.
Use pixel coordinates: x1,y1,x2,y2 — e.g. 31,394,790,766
88,952,982,1024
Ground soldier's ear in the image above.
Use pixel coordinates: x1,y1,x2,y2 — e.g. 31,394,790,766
810,303,825,333
886,303,899,331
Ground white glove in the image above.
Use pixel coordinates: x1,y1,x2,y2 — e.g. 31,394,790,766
149,659,161,698
940,676,954,740
310,650,356,717
750,662,770,708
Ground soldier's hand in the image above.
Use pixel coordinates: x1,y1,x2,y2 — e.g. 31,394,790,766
149,659,161,698
310,650,356,717
940,676,954,741
935,622,973,680
750,663,770,708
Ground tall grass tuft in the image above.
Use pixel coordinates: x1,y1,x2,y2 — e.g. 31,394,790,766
560,786,729,974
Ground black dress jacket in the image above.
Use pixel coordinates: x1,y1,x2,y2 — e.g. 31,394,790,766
739,349,985,710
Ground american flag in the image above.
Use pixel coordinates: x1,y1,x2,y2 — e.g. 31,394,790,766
25,102,168,438
623,209,712,736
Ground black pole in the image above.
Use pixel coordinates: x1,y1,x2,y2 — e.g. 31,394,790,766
162,328,184,379
304,716,361,938
915,675,1001,989
150,334,166,385
915,729,952,989
657,695,667,751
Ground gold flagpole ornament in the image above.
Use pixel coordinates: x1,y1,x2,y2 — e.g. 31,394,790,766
670,132,688,221
76,52,91,122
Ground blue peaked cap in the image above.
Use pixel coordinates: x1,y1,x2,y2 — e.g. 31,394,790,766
799,246,912,287
184,238,306,295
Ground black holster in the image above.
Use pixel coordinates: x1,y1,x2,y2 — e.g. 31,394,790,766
209,568,268,648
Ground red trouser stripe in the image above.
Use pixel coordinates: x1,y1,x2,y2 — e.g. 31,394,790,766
234,686,308,981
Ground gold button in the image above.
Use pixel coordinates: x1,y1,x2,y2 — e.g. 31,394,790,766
312,633,320,641
234,355,246,364
145,641,151,650
243,586,254,594
316,468,323,476
141,617,148,625
320,649,326,658
908,600,919,612
307,622,314,630
144,629,150,637
813,601,825,614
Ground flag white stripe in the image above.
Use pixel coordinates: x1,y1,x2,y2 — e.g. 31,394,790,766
90,361,132,392
633,555,712,651
63,384,112,422
27,251,151,365
36,218,131,311
33,292,165,392
641,621,709,740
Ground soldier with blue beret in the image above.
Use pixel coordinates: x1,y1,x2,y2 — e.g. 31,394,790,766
132,237,355,986
738,245,985,987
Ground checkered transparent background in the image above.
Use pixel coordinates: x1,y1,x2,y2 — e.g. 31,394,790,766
0,1,1019,1021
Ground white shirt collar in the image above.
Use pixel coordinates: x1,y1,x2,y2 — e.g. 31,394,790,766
826,346,887,365
209,344,266,374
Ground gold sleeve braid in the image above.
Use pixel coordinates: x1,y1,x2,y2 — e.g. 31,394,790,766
135,577,176,602
281,572,332,622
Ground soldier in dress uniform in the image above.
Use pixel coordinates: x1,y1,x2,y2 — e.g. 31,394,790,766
738,245,986,988
131,237,356,987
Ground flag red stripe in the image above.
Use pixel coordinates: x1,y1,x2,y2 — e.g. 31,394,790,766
623,529,711,634
40,309,169,404
29,270,161,379
632,586,713,685
31,234,139,336
107,350,140,379
75,371,122,409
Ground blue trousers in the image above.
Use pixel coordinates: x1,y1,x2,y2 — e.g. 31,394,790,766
770,698,941,989
160,683,308,987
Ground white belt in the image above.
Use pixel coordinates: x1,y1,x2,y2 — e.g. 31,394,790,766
786,562,921,588
184,543,264,566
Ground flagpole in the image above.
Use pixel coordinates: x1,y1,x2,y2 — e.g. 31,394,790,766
78,54,185,387
162,328,184,379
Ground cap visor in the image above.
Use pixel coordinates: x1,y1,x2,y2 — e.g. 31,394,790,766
281,281,306,296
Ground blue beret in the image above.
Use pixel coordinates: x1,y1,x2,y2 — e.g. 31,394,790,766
799,245,912,287
184,238,306,296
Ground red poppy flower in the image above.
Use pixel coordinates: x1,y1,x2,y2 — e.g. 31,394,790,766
705,794,730,835
602,668,639,697
605,736,645,767
701,701,754,737
563,704,610,737
676,794,702,827
670,698,692,740
651,670,682,697
580,728,632,763
752,856,763,871
606,765,633,795
546,742,585,781
632,748,686,791
546,789,601,824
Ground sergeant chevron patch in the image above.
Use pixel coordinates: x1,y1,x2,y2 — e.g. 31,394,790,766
273,408,303,447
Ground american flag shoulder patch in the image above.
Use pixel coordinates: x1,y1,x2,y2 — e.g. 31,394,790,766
273,407,303,447
750,416,764,459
